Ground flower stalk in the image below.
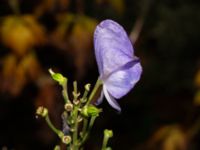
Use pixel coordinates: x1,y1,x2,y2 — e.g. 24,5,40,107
101,129,113,150
86,77,102,105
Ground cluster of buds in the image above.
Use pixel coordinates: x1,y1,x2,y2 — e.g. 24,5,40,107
36,69,102,149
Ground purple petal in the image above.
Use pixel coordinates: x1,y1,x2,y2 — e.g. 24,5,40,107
103,85,121,112
94,19,134,77
104,60,142,99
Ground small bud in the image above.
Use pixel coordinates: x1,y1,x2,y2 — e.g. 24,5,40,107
81,83,91,103
70,128,75,132
67,117,75,125
106,147,112,150
54,145,61,150
104,129,113,138
77,116,83,122
81,105,102,117
48,69,67,85
36,106,48,117
62,135,71,144
80,98,87,103
85,83,91,91
73,99,80,105
72,91,80,99
64,103,73,112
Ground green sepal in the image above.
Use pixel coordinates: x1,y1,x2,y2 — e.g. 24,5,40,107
82,105,102,117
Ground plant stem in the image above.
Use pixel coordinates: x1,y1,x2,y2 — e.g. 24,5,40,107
45,115,63,138
72,106,79,150
79,116,97,147
82,118,88,136
62,81,70,104
71,80,80,150
102,136,109,150
101,129,113,150
86,78,102,105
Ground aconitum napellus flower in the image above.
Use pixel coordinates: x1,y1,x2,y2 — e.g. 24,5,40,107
94,19,142,111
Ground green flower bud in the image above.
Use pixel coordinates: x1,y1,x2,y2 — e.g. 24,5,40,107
81,105,102,117
85,83,91,91
72,91,80,100
62,135,71,144
106,147,112,150
36,106,48,117
104,129,113,138
48,69,67,85
73,99,80,105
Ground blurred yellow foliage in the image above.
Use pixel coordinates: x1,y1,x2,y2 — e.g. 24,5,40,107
1,52,41,96
194,90,200,106
52,14,97,78
96,0,125,15
147,125,188,150
0,15,45,56
108,0,125,15
67,15,97,78
195,69,200,87
194,69,200,106
162,126,187,150
35,0,70,16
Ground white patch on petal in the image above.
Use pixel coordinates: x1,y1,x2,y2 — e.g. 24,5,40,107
103,85,121,112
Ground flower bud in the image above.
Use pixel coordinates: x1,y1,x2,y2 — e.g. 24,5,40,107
104,129,113,138
72,91,80,101
84,83,91,91
62,135,71,144
36,106,48,117
73,99,80,105
81,105,102,117
48,69,67,85
64,103,73,112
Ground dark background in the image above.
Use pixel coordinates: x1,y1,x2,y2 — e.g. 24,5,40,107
0,0,200,149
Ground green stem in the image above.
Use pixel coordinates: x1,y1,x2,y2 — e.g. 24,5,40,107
72,106,79,150
45,115,63,138
79,116,97,147
86,78,102,105
82,118,88,136
101,130,113,150
62,81,70,104
102,136,109,150
81,85,90,103
73,81,78,95
71,80,82,150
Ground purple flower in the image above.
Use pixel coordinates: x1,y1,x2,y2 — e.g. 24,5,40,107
94,19,142,111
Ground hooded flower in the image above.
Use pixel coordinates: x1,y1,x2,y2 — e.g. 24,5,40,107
94,19,142,111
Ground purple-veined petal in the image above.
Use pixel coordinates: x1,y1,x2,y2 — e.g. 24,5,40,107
103,85,121,112
104,60,142,99
94,19,134,76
